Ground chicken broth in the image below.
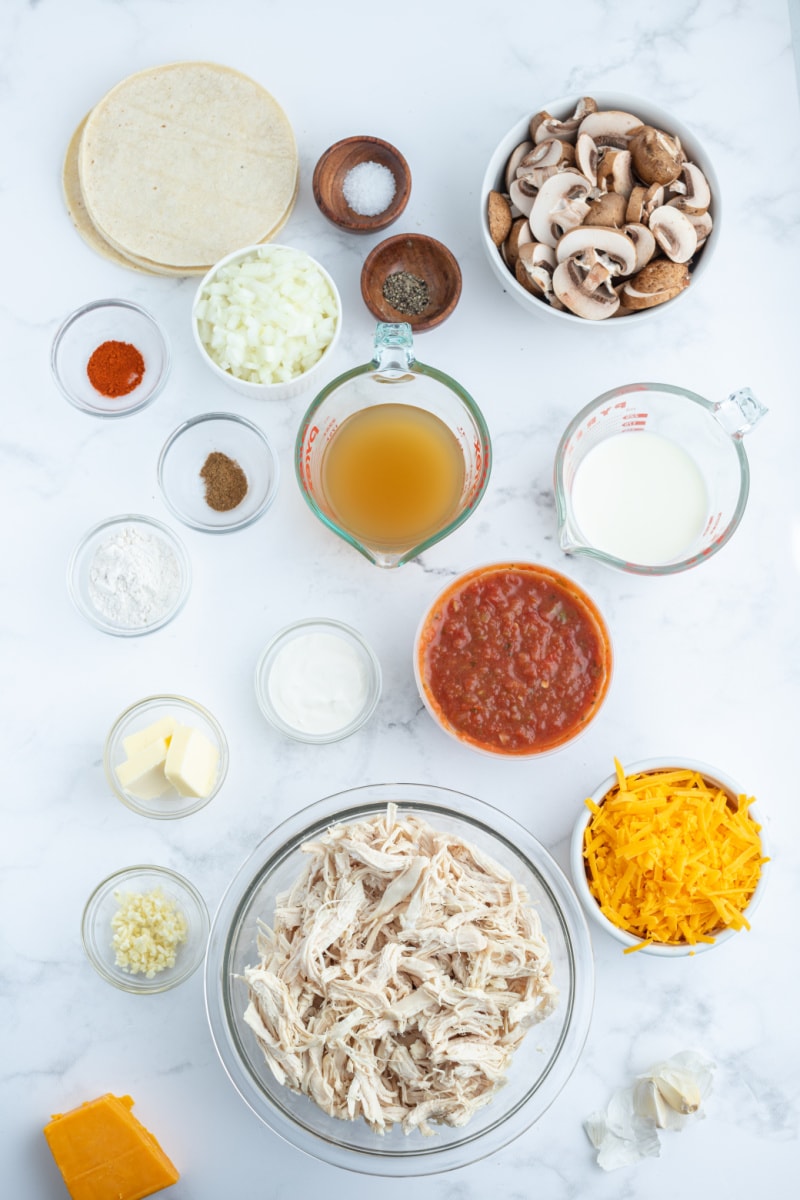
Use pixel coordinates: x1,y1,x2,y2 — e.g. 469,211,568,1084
320,403,466,548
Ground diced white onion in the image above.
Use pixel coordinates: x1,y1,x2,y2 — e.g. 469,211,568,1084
195,246,339,386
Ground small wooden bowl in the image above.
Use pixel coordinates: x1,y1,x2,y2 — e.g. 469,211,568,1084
360,234,462,332
312,136,411,234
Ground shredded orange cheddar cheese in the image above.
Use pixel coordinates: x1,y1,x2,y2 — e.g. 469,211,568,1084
583,760,767,950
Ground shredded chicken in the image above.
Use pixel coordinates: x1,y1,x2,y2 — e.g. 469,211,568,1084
243,805,558,1136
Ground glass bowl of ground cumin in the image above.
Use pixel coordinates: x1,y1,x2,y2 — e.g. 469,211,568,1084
157,413,280,533
51,298,171,417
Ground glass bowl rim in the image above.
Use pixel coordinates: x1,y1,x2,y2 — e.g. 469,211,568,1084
82,863,210,992
157,411,281,533
254,617,382,743
203,780,594,1175
569,756,769,956
51,297,172,418
103,693,229,819
67,513,191,636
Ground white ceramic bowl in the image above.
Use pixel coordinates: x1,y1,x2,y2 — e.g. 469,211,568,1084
204,782,594,1175
192,243,342,400
570,757,768,956
480,93,720,326
158,412,280,532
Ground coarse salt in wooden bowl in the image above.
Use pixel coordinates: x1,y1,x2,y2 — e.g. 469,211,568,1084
312,136,411,234
361,233,462,332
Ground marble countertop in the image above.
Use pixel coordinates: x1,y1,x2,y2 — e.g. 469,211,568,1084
3,0,799,1195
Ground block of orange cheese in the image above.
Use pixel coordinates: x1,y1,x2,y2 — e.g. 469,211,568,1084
43,1093,179,1200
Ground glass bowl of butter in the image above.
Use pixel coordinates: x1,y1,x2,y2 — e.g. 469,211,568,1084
104,694,229,819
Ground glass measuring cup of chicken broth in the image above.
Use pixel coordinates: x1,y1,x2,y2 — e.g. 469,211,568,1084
295,323,491,567
554,382,767,575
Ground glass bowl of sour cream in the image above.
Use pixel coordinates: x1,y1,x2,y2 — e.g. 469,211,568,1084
254,618,382,743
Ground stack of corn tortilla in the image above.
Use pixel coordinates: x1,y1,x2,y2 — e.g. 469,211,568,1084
63,61,298,276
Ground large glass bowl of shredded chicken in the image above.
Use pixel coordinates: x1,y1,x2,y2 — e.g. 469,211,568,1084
204,783,593,1175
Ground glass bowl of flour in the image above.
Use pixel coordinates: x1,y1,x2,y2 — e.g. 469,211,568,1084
67,514,191,636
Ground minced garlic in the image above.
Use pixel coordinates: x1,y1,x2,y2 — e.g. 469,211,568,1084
111,887,188,978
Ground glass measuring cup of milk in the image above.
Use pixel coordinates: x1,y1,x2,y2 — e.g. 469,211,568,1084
554,382,767,575
295,322,491,568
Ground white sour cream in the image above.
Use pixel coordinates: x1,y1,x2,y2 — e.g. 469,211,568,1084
570,431,709,566
267,632,371,736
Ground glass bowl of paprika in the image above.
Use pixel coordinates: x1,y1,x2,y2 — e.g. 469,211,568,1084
157,413,281,533
51,298,171,417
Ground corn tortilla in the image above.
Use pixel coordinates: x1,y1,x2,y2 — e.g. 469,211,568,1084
62,114,159,273
78,62,298,270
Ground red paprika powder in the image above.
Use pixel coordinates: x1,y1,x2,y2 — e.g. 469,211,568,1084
86,340,145,398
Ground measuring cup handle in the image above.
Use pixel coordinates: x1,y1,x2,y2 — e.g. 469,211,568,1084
372,322,416,372
713,388,768,438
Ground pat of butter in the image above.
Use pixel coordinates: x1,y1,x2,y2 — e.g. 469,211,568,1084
122,715,177,758
115,738,172,800
164,726,219,799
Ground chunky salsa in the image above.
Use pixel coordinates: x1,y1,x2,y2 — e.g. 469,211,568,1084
417,563,612,755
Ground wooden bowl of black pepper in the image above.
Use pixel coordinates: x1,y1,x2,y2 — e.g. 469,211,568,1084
361,234,462,332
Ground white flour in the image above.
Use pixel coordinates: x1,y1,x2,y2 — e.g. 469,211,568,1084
88,526,181,627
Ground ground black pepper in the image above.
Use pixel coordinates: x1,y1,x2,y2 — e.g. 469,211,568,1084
382,270,430,316
200,451,248,512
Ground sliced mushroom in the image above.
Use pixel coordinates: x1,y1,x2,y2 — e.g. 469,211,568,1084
623,222,657,272
597,148,635,197
517,139,575,176
583,192,628,228
508,177,537,218
618,259,690,310
504,216,534,269
532,96,597,143
529,171,593,247
626,186,646,224
575,133,598,187
629,125,684,186
556,225,637,275
504,140,534,191
487,191,513,246
516,242,559,302
679,207,713,247
577,110,642,149
648,205,698,262
643,183,666,219
668,162,711,214
552,254,621,319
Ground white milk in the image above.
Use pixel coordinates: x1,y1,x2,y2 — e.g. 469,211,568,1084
570,431,708,565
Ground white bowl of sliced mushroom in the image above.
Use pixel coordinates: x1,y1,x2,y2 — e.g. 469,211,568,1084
481,94,718,323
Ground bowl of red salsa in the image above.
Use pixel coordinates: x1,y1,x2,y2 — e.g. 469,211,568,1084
414,562,612,757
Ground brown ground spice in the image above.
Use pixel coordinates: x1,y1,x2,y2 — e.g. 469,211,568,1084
200,451,248,512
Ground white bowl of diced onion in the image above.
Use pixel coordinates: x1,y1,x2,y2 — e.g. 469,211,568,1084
192,244,342,400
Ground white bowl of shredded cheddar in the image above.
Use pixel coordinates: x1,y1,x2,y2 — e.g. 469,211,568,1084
570,758,769,956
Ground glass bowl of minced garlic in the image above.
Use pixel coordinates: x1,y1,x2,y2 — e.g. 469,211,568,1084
82,865,209,992
570,757,769,956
